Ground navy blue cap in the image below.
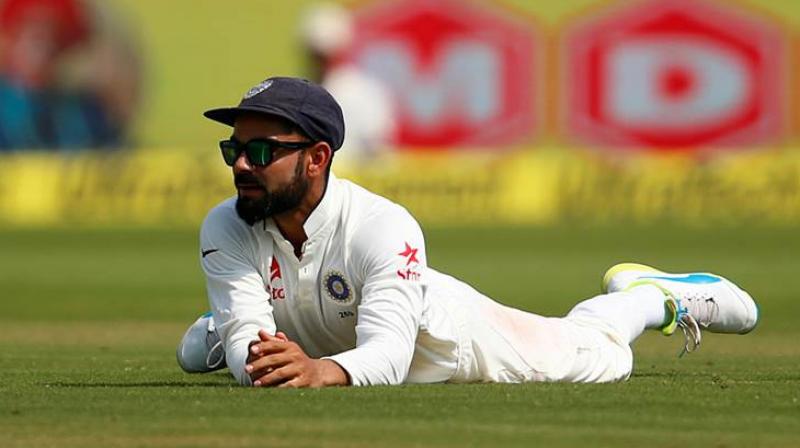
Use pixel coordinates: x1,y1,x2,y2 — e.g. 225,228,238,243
204,77,345,151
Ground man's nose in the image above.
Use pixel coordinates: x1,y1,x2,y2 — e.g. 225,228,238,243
232,151,253,172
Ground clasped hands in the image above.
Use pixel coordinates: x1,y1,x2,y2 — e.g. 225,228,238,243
246,329,349,388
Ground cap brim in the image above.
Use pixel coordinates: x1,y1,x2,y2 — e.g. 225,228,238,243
203,105,301,128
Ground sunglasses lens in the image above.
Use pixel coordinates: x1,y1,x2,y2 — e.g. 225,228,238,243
218,139,278,167
220,141,240,166
245,140,273,166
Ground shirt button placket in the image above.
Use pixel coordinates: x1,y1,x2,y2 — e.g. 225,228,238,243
297,253,315,310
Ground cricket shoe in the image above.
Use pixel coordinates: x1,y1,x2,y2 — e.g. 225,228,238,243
602,263,759,355
176,312,226,373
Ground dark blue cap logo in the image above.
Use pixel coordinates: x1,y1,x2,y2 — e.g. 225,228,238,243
243,79,273,99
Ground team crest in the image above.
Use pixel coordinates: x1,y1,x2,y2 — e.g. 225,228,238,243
243,79,273,99
324,271,352,304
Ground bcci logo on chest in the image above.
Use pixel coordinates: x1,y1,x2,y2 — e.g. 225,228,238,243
324,270,353,305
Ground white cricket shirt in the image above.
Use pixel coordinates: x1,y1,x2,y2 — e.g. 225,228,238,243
201,173,471,386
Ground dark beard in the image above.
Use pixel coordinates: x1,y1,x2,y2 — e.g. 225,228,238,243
235,157,308,226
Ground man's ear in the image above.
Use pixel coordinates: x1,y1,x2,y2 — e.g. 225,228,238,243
307,142,332,180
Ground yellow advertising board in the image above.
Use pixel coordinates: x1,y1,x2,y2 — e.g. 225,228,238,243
2,148,799,227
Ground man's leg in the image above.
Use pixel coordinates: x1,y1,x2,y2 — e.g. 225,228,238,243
448,287,655,384
557,284,673,383
559,263,759,382
456,264,758,384
565,283,668,345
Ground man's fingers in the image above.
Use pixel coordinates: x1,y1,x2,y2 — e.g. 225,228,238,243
277,377,304,389
252,364,299,387
258,329,273,341
246,353,293,380
249,339,289,356
246,332,309,387
258,329,290,342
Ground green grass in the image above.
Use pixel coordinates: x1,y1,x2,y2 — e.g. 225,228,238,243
1,225,799,447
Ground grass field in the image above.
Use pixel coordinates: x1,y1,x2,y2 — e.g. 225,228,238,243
1,225,799,447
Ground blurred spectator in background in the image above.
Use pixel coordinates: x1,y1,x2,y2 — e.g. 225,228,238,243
300,2,396,163
0,0,137,151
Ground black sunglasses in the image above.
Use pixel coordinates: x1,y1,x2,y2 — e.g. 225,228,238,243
219,138,316,167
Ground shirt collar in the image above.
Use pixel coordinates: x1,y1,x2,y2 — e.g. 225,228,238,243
302,172,341,238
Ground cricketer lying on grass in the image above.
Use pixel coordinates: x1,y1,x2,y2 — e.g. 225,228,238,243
177,76,759,388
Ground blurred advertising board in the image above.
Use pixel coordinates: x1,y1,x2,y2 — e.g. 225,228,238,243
2,0,796,153
1,1,799,229
1,149,799,227
332,0,790,152
1,0,791,151
342,0,540,147
562,0,787,150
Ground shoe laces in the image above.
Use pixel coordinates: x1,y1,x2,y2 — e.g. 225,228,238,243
680,292,720,329
674,292,724,357
675,301,701,358
626,280,703,356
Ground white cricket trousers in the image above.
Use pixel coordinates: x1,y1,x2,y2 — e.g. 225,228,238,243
445,285,665,384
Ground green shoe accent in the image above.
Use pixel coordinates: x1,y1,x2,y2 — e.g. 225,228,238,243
623,280,700,356
622,279,679,336
602,263,662,293
661,298,680,336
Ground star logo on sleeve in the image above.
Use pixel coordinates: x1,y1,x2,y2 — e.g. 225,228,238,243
398,242,419,266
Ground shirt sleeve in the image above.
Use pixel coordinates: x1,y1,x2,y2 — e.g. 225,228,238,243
325,205,426,386
200,202,276,386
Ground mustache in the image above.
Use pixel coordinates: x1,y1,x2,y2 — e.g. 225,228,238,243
234,173,265,188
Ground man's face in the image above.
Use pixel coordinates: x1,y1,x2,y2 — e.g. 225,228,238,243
230,114,310,225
